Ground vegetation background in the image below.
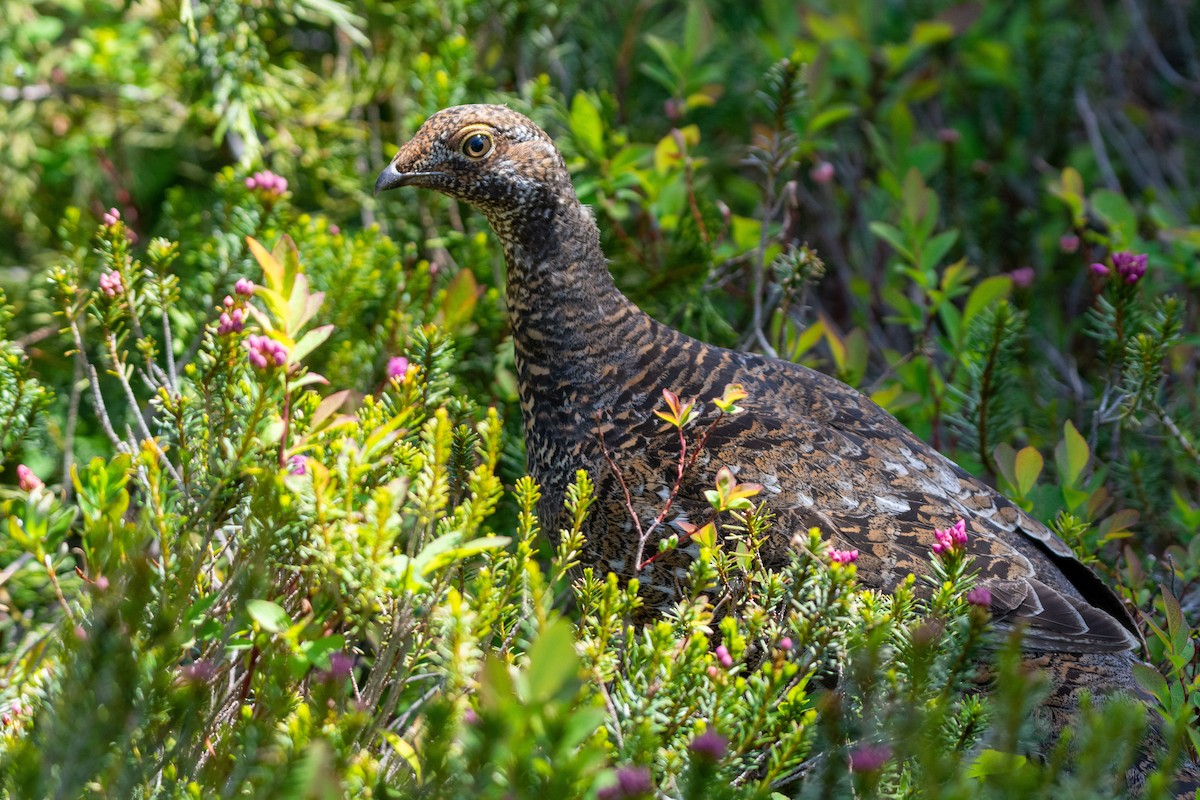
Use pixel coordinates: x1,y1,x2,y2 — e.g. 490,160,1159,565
0,0,1198,798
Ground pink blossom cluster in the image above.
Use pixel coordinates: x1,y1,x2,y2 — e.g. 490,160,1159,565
829,548,858,565
1090,251,1148,284
245,170,288,196
387,356,409,380
218,306,246,335
1112,251,1147,284
235,278,255,297
246,335,288,369
17,465,43,492
849,743,892,773
102,207,121,227
98,270,124,297
715,644,733,668
931,519,968,555
966,586,992,607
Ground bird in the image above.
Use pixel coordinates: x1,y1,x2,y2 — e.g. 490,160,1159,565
375,104,1177,789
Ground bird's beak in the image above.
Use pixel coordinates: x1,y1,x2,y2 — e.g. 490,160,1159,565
374,162,440,196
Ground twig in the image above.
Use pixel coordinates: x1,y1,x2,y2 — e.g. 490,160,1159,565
1073,85,1121,192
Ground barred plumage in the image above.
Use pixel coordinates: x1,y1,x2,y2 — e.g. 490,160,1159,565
376,104,1186,791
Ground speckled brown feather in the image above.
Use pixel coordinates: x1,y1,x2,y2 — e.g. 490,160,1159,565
377,105,1189,791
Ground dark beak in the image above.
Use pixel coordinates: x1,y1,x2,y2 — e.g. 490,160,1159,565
374,162,440,196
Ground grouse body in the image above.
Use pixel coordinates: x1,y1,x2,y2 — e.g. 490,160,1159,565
376,104,1162,776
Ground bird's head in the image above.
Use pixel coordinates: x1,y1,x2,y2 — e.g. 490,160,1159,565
374,105,574,228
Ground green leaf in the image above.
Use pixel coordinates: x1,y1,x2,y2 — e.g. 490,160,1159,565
967,749,1027,778
518,618,578,703
1056,420,1089,488
919,229,959,273
1132,663,1169,703
247,599,291,634
438,268,479,334
869,221,914,264
570,92,604,159
412,532,511,578
806,103,857,134
289,325,334,365
301,635,346,670
1090,189,1137,247
1014,446,1043,497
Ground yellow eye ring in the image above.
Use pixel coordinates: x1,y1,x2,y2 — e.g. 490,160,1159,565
461,132,493,159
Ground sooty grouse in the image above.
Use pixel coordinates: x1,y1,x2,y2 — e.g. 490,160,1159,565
376,104,1175,785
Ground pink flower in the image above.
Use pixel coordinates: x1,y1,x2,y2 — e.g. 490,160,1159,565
98,270,124,297
778,637,793,651
235,278,255,297
598,766,653,800
17,465,43,492
218,307,245,335
1059,234,1080,253
1113,251,1147,284
246,170,288,197
810,161,835,184
246,335,288,369
386,356,409,380
1009,266,1035,288
937,127,961,144
715,645,733,668
830,548,858,564
287,454,307,475
1089,261,1110,277
849,743,891,773
689,729,729,762
932,519,968,555
966,586,992,607
328,224,340,236
102,208,121,227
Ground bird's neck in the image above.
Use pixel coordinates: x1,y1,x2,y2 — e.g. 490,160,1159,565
489,197,673,416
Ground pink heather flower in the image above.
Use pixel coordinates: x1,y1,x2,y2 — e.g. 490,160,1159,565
223,295,235,308
93,575,110,592
810,161,835,184
937,127,961,144
178,660,217,684
932,519,968,555
287,454,307,475
387,356,409,380
16,465,43,492
849,743,892,773
218,308,245,335
715,645,733,668
246,170,288,196
102,207,121,226
1113,251,1147,284
778,637,793,651
328,224,340,236
689,729,729,762
830,548,859,565
98,270,124,297
598,766,653,800
320,652,354,682
966,586,992,607
246,335,288,370
1088,261,1110,277
463,707,479,725
1059,234,1080,253
1009,266,1035,288
235,278,255,297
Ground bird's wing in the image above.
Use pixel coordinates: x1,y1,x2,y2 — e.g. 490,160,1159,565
683,368,1139,654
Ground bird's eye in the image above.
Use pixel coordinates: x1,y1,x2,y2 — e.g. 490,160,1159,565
462,132,493,159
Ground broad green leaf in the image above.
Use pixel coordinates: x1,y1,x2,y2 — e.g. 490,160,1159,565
383,733,421,783
289,325,333,365
1090,189,1137,246
1056,420,1089,488
247,236,284,292
247,599,291,633
518,617,578,703
868,221,914,263
1014,446,1043,497
962,276,1013,332
1132,662,1169,702
919,229,959,273
570,92,604,160
806,104,857,134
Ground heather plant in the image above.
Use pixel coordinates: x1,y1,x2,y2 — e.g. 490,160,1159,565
2,0,1199,798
